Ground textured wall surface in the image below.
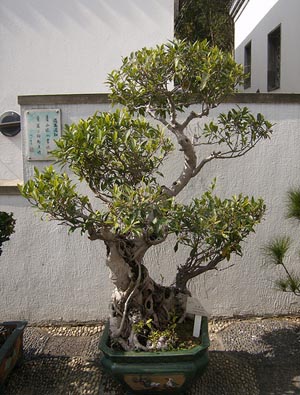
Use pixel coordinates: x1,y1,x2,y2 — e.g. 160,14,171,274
0,0,174,183
234,0,300,93
0,96,299,323
0,0,174,112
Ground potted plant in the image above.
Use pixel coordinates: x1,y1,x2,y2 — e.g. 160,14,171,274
21,40,272,393
0,212,27,388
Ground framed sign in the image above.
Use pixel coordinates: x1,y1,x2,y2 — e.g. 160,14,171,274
25,109,61,160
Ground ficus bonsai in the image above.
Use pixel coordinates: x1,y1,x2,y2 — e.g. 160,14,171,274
21,40,272,351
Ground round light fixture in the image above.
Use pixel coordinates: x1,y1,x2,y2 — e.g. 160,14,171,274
0,111,21,137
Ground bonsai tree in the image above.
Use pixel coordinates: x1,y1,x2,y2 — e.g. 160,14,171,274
0,211,15,256
264,188,300,296
21,40,272,351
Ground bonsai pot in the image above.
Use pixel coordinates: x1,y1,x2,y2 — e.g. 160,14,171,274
0,321,27,387
99,317,209,394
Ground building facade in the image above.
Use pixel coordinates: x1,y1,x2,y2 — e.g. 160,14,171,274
231,0,300,93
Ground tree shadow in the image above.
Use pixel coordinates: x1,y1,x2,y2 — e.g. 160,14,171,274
220,324,300,395
2,323,300,395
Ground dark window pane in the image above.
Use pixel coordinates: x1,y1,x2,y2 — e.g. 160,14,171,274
244,41,251,89
268,25,281,91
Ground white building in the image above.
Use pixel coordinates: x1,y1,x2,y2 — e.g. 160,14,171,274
231,0,300,93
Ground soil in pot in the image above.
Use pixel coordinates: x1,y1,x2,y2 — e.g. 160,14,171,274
100,317,210,394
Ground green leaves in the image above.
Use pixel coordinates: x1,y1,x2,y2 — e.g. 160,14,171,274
107,39,244,119
263,187,300,297
171,187,265,262
263,236,300,296
21,166,99,234
286,187,300,220
175,0,233,52
21,38,270,278
263,236,291,266
0,212,15,256
52,109,173,196
202,107,273,157
105,184,175,240
275,276,300,295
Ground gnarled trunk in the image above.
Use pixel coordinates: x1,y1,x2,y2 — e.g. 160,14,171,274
105,240,189,351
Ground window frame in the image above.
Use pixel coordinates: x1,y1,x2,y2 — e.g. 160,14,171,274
244,40,252,89
267,24,281,92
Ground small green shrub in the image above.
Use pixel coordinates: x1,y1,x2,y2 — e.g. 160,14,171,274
263,188,300,296
0,212,15,256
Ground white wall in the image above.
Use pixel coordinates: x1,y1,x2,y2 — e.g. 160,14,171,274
234,0,300,93
0,0,174,112
234,0,280,48
0,96,299,323
0,0,174,184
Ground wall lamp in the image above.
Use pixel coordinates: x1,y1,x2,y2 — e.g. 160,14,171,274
0,111,21,137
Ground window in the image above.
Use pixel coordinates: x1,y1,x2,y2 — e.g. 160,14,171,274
268,25,281,91
244,41,251,89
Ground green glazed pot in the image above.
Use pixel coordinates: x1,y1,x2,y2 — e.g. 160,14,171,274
99,317,209,394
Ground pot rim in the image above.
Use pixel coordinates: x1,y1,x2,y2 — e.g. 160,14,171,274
99,316,210,358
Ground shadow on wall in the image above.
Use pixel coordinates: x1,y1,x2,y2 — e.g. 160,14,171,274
0,0,171,32
0,0,174,99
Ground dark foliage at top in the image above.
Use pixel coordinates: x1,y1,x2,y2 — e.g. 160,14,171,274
175,0,234,52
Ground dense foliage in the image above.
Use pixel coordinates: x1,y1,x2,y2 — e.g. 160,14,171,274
175,0,234,52
21,40,273,350
0,212,15,256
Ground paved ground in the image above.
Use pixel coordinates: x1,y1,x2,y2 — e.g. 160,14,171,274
2,316,300,395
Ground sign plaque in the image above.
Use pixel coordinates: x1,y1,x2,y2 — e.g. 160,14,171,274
186,297,210,316
186,297,210,338
25,109,61,160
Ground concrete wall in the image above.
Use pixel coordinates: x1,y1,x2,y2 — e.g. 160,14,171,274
234,0,280,48
0,0,174,186
234,0,300,93
0,0,174,112
0,93,299,323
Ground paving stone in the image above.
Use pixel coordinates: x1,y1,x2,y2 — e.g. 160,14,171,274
4,357,102,395
82,334,102,360
42,336,92,358
189,352,259,395
2,317,300,395
218,318,300,395
23,327,50,359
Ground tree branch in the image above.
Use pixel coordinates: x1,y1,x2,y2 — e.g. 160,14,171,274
176,254,224,290
179,106,210,132
192,151,221,176
165,134,197,196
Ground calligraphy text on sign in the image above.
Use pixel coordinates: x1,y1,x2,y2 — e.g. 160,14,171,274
26,109,61,161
